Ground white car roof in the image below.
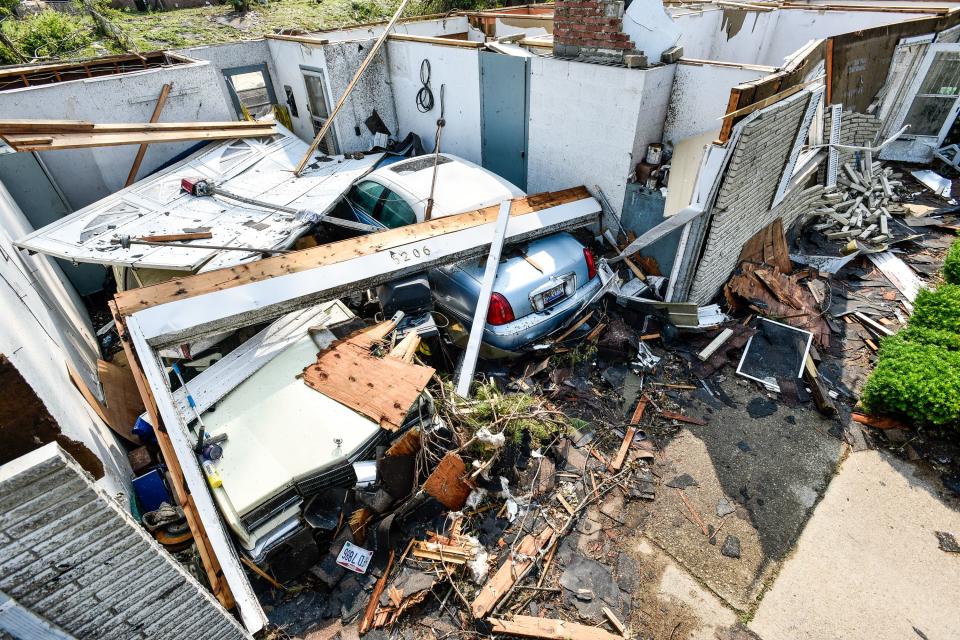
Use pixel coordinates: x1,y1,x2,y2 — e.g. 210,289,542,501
368,154,525,217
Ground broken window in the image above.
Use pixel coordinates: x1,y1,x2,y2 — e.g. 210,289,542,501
903,49,960,137
223,64,277,119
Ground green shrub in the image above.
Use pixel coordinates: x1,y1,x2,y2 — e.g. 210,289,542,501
0,0,20,16
15,10,91,58
911,284,960,334
861,336,960,425
898,325,960,351
944,239,960,286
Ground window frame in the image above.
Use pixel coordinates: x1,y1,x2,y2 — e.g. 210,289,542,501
222,64,277,119
893,42,960,143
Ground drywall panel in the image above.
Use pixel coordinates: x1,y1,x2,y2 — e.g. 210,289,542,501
0,61,233,211
386,40,483,163
664,63,769,144
0,180,130,496
527,57,648,214
664,130,720,217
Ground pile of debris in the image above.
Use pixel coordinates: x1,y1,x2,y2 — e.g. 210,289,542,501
807,158,907,251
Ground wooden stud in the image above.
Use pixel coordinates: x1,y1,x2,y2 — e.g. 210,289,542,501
125,83,172,186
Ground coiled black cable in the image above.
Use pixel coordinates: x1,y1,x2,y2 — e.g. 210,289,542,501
416,58,435,113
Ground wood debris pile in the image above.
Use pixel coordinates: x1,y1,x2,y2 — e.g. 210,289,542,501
806,158,907,250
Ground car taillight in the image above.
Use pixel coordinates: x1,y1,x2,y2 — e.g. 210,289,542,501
487,293,516,326
583,248,597,280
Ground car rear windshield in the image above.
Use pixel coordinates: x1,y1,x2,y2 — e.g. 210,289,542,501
390,155,452,175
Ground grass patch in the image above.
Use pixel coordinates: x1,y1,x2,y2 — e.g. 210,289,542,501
0,0,494,61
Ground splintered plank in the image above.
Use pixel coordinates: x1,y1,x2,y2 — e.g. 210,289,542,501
487,615,623,640
301,334,434,431
422,452,472,510
608,427,636,472
472,527,554,618
4,126,277,151
660,411,707,426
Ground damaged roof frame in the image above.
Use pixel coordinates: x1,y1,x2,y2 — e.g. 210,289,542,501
111,186,602,633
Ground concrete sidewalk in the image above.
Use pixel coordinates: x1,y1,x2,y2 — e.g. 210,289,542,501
750,449,960,640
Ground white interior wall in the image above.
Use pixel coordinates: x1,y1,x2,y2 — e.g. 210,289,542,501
632,64,676,165
176,40,283,119
0,181,130,496
672,7,937,67
0,62,233,211
310,15,482,42
266,38,330,142
663,63,769,145
386,41,483,162
527,57,649,214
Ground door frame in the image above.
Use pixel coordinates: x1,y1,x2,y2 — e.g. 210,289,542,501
299,65,340,155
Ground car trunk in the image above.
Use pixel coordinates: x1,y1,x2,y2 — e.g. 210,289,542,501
456,233,590,319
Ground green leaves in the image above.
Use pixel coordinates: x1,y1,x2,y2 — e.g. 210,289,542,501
943,238,960,286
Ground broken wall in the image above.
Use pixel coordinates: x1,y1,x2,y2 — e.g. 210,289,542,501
0,60,233,211
176,39,285,121
266,38,399,153
672,6,939,67
387,40,483,162
0,180,130,496
308,15,481,43
0,443,249,640
526,56,649,214
684,91,820,304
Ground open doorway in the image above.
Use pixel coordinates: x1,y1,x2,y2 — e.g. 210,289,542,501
301,66,340,155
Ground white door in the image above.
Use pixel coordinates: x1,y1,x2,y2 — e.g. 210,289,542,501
895,43,960,145
301,67,339,155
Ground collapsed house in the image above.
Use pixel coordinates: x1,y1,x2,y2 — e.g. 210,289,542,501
1,1,959,638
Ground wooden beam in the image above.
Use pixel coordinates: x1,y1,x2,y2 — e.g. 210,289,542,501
487,615,623,640
720,82,810,121
0,119,272,133
697,328,734,361
109,304,236,612
116,187,599,316
608,426,636,472
387,33,485,48
125,83,172,187
138,231,214,243
4,127,277,152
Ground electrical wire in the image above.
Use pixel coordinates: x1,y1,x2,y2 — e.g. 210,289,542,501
416,58,435,113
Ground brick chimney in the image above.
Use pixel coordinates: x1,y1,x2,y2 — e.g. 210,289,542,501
553,0,638,62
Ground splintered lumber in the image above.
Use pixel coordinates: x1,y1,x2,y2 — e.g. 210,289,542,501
3,126,277,152
608,426,636,472
630,394,649,425
698,328,734,361
602,606,627,635
423,453,472,510
125,83,172,186
0,119,272,133
660,411,707,426
472,527,554,618
114,187,596,318
803,355,836,416
360,550,395,634
301,323,435,431
487,615,622,640
854,311,895,337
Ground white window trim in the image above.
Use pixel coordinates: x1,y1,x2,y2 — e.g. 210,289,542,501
891,42,960,144
773,85,824,207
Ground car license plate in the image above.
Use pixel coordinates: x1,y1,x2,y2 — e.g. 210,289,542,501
336,541,373,574
541,283,567,307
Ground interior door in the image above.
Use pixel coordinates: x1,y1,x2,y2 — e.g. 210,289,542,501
479,52,530,191
301,67,339,155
